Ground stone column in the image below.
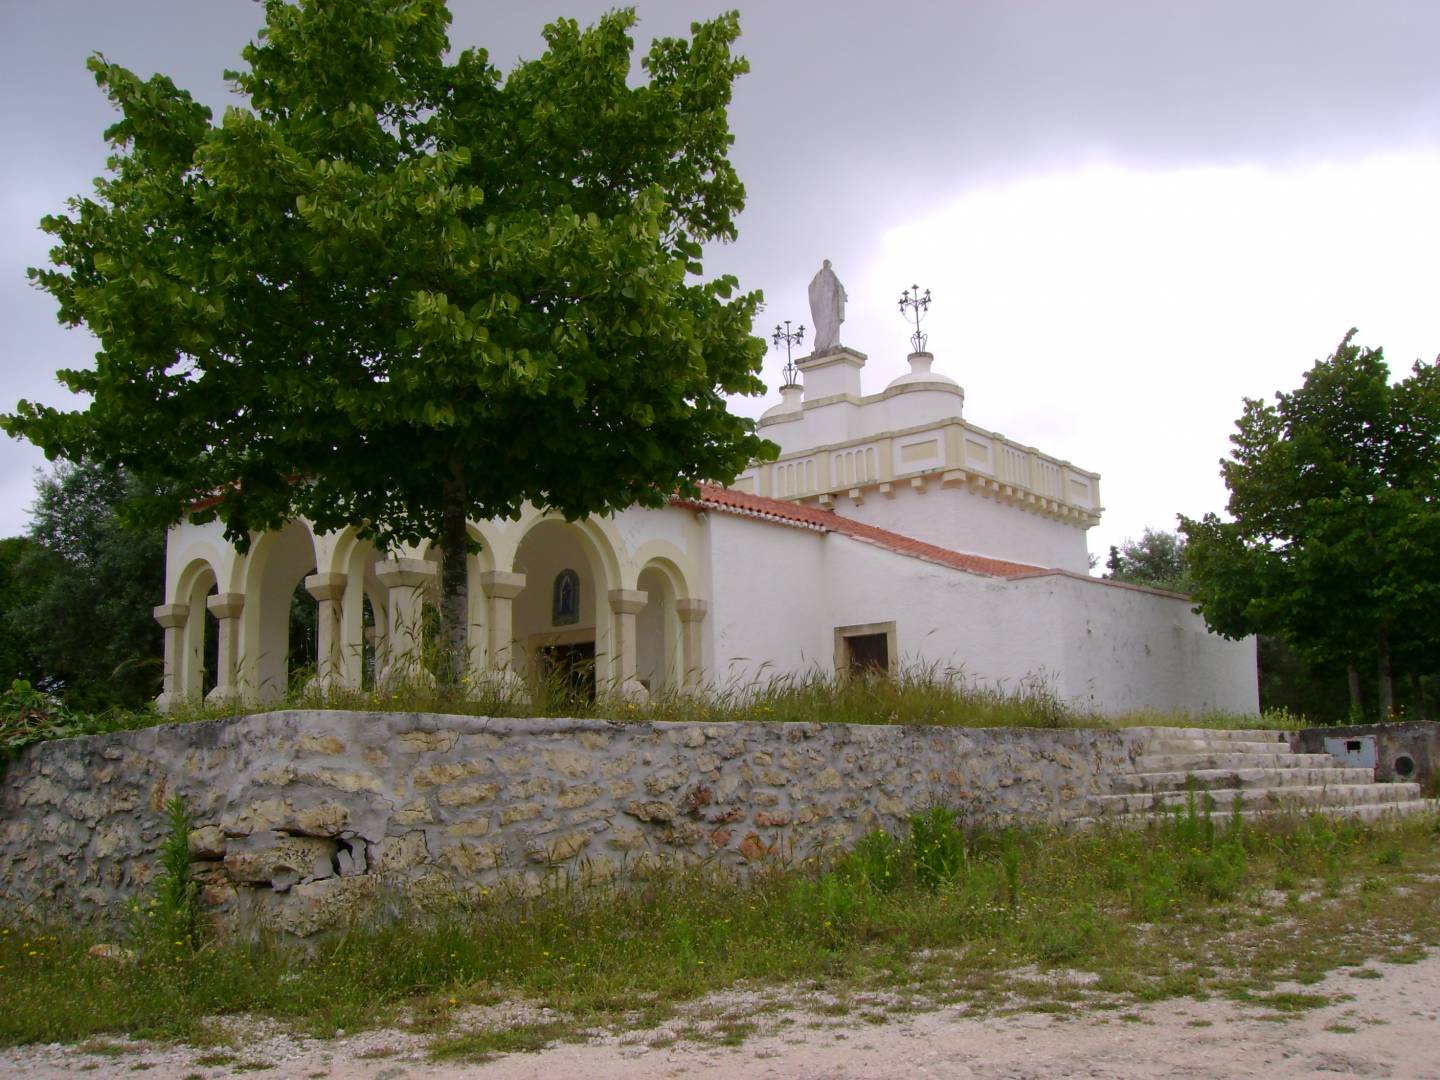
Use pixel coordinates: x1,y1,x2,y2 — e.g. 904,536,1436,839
479,570,526,695
153,603,189,713
675,598,708,693
303,572,347,693
608,588,649,702
204,593,245,704
373,558,438,684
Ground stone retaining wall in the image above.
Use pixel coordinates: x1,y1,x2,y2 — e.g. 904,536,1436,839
0,711,1140,935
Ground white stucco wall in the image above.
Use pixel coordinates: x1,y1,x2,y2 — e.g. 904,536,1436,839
699,512,1257,717
830,483,1092,573
1008,574,1259,715
702,514,833,685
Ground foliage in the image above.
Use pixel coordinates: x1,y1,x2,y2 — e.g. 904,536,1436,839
0,681,89,759
0,538,46,686
5,0,775,682
136,797,203,950
1104,528,1189,593
3,810,1437,1049
1,461,164,710
1256,635,1353,725
1181,330,1440,716
0,679,157,766
906,806,971,889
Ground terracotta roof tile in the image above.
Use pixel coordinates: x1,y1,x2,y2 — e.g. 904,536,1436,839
675,483,1052,579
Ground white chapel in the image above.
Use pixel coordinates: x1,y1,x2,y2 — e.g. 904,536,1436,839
153,265,1258,716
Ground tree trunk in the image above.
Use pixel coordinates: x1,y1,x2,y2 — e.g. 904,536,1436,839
439,461,470,688
1376,625,1394,719
1347,664,1363,715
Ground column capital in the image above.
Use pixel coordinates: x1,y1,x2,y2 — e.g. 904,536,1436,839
676,598,709,623
205,592,245,620
374,558,437,590
479,570,526,600
153,603,189,629
303,572,347,603
608,588,648,615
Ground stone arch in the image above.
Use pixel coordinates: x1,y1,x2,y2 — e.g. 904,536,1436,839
510,515,622,698
239,518,320,701
410,521,500,679
636,557,686,694
328,527,390,691
174,557,218,702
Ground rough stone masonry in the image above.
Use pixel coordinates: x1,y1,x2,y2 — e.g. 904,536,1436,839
0,711,1136,935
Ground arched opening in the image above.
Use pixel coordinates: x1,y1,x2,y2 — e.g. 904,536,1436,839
202,586,219,698
361,592,378,690
637,563,682,695
511,519,615,703
176,559,218,703
288,579,319,691
242,519,319,702
332,529,389,692
412,528,491,685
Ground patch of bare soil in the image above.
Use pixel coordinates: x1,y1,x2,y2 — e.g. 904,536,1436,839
4,950,1439,1079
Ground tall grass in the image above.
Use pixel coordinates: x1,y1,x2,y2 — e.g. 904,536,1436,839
1,662,1310,766
1,805,1436,1048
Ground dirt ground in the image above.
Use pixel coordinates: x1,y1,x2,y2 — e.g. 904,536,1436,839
4,949,1439,1079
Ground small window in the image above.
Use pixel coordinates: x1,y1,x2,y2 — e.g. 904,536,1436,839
846,633,890,676
552,569,580,626
834,621,897,679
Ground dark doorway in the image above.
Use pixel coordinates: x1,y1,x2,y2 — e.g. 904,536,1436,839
540,641,596,704
845,633,890,677
288,579,318,688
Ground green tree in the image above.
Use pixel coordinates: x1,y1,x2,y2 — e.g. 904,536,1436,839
5,1,772,683
1181,330,1440,718
0,537,47,686
7,461,165,710
1104,528,1189,593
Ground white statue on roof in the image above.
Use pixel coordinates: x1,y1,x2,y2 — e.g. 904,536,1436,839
807,259,846,354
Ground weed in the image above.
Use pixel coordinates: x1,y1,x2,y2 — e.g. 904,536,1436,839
430,1022,572,1062
127,797,202,952
908,807,969,890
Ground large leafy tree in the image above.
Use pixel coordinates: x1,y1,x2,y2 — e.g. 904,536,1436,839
3,462,165,710
5,2,772,681
1181,330,1440,717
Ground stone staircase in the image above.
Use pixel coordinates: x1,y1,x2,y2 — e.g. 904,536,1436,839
1086,727,1432,824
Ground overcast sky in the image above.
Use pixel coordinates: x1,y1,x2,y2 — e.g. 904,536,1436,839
3,1,1438,566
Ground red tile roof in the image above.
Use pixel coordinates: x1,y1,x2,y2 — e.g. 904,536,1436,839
675,483,1052,579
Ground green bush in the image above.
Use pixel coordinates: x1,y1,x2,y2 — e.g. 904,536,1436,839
0,680,97,758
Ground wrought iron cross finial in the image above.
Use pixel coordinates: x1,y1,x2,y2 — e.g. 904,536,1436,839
772,320,805,387
898,284,932,354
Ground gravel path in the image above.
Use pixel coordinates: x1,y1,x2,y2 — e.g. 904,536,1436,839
4,950,1438,1079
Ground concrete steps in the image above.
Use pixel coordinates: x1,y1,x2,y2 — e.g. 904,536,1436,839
1108,765,1378,795
1134,752,1341,772
1087,727,1431,825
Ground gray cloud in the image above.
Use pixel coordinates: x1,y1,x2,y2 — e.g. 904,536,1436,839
3,0,1439,545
